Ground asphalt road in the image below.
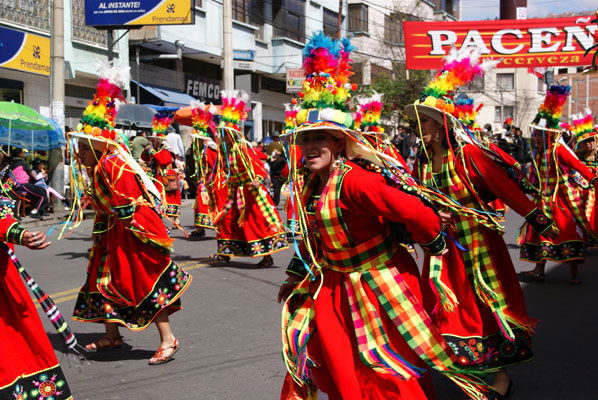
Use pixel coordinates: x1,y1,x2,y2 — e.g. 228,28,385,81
16,201,598,400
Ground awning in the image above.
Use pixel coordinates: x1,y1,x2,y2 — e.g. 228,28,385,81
132,80,197,107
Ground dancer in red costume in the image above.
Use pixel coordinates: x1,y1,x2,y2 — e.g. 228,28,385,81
68,65,192,365
189,102,228,239
147,112,182,224
405,47,555,396
211,91,288,267
279,33,494,400
0,150,73,398
519,86,597,285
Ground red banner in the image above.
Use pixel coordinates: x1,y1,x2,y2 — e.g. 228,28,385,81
404,16,596,70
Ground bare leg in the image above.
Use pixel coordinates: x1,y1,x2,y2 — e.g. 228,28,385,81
149,311,178,364
534,262,546,275
105,321,121,339
519,262,545,282
84,321,123,351
257,254,274,268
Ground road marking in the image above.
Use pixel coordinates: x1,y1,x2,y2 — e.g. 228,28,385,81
35,261,210,308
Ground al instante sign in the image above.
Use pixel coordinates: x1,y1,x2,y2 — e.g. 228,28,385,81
404,16,596,69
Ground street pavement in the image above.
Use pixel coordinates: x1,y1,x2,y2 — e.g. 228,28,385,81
16,201,598,399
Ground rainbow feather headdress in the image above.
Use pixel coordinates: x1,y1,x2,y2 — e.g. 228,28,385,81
190,101,217,140
77,63,129,142
294,32,358,130
219,90,249,135
283,103,301,134
453,93,483,131
569,109,597,146
530,84,571,132
152,111,173,137
356,92,384,133
405,47,499,126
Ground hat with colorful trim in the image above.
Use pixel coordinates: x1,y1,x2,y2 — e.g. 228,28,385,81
569,109,597,146
73,63,129,150
293,32,358,135
190,101,217,140
405,47,499,128
219,90,249,138
530,84,571,132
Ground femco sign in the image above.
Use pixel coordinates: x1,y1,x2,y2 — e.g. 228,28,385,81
404,16,597,70
85,0,194,27
185,74,221,104
0,27,50,76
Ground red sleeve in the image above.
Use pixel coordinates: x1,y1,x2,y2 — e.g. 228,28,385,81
0,215,26,245
342,165,442,245
152,148,173,167
101,155,144,215
248,150,268,179
557,144,597,182
462,144,536,217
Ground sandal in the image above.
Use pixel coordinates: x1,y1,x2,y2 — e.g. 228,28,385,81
518,270,545,283
209,254,230,262
148,338,179,365
85,335,124,352
257,256,274,268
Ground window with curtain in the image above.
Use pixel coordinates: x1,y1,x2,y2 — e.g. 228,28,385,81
496,73,515,91
348,4,368,33
273,0,305,42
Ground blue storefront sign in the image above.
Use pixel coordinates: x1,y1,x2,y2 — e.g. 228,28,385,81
85,0,194,27
0,27,50,76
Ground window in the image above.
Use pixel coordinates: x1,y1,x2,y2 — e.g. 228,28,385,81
323,8,339,38
385,14,401,44
273,0,305,42
233,0,264,25
494,105,514,123
465,75,484,92
496,73,514,91
557,68,569,75
348,4,368,33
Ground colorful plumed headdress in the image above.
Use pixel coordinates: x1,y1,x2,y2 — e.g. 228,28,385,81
293,32,358,133
283,103,301,134
530,84,571,133
568,109,597,146
405,47,499,127
152,111,173,138
76,62,129,145
219,90,249,135
190,101,217,140
453,93,483,131
356,92,384,134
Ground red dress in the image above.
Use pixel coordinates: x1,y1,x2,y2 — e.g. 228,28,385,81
73,152,192,330
578,157,597,248
152,147,182,218
194,144,227,229
214,146,288,257
414,144,552,371
521,144,597,262
282,161,474,400
0,215,73,399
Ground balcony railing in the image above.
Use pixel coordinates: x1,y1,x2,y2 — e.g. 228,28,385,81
71,0,108,46
0,0,50,32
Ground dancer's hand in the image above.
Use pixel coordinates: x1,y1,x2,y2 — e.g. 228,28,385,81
92,232,105,245
249,179,261,189
277,274,303,303
438,210,452,230
22,231,51,250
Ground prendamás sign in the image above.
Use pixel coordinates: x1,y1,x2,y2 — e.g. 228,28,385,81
0,27,50,76
404,16,596,70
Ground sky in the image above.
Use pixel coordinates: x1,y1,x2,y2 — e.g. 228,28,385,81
460,0,597,21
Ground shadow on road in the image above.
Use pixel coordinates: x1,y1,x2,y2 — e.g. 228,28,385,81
48,332,156,361
55,251,90,260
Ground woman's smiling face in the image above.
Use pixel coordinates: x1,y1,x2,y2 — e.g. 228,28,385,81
298,130,345,174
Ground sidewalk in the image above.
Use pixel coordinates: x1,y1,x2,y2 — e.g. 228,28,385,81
19,208,95,229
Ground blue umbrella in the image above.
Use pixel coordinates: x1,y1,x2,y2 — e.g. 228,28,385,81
0,102,66,151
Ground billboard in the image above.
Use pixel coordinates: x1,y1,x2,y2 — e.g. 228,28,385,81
404,16,596,70
85,0,194,27
286,68,305,93
0,27,50,76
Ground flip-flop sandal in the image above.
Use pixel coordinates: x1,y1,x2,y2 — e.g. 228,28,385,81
148,338,179,365
257,257,275,268
518,270,545,283
209,254,230,262
85,335,124,352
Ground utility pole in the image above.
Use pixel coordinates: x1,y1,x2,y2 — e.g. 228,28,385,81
222,0,234,91
50,0,65,206
107,30,114,62
337,0,343,39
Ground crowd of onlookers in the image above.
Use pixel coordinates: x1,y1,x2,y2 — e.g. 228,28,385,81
0,147,70,220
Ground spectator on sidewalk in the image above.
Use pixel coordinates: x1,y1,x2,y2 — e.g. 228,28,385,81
9,148,49,218
265,134,284,156
131,130,151,161
268,150,286,207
